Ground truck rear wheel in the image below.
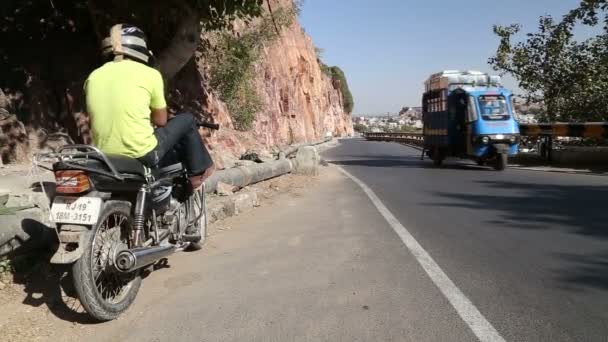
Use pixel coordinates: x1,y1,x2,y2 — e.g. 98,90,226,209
431,148,444,167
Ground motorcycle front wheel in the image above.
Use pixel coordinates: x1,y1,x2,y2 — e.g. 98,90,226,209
72,201,142,321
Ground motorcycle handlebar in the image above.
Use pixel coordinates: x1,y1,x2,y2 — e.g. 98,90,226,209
198,122,220,130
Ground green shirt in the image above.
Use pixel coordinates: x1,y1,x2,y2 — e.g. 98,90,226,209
85,60,166,158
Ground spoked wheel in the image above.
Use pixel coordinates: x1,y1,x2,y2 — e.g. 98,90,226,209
72,202,142,321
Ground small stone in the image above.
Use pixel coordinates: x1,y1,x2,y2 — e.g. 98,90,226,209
233,193,255,214
216,182,235,196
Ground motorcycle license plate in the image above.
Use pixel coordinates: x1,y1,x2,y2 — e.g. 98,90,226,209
51,196,102,225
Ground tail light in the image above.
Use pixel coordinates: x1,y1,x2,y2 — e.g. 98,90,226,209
55,171,91,194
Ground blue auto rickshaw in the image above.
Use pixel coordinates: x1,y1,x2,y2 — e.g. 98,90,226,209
422,71,520,170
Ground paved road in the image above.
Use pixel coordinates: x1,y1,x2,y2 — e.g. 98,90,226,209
24,167,479,342
323,138,608,342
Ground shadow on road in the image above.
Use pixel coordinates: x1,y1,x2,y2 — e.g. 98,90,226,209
425,180,608,291
554,250,608,292
329,155,492,171
8,253,98,324
427,180,608,237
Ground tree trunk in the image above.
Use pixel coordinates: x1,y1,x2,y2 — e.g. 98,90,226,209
0,88,9,115
158,5,201,80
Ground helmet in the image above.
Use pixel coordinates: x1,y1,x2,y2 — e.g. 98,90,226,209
101,24,151,64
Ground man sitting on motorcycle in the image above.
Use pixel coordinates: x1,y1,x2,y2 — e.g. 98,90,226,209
84,24,214,189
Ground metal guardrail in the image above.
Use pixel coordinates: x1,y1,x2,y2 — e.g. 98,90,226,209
364,122,608,141
519,123,608,139
363,132,424,146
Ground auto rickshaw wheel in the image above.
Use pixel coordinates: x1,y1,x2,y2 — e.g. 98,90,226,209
493,153,508,171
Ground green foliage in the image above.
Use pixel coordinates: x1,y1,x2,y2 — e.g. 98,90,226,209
314,46,325,60
0,257,11,276
196,0,265,31
320,63,332,77
353,123,368,133
207,6,296,130
328,66,354,114
489,1,608,122
315,46,334,76
384,125,421,133
314,45,354,113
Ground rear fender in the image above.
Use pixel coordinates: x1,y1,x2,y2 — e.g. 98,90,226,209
50,199,132,264
50,224,92,264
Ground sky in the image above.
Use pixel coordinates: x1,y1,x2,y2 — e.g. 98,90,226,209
299,0,595,115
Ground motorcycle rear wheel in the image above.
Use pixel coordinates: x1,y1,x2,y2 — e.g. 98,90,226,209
72,201,142,321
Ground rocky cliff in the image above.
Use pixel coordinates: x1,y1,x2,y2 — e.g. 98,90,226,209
199,0,353,167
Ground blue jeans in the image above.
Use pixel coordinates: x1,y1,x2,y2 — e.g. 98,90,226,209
138,113,213,176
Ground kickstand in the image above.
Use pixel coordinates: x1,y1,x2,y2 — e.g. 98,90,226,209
420,148,425,161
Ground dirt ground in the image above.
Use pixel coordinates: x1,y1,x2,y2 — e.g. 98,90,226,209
0,165,326,342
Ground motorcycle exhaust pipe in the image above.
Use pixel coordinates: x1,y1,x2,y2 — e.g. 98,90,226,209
115,245,176,272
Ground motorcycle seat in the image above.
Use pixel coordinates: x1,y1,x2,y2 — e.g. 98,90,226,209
107,155,183,179
106,155,146,176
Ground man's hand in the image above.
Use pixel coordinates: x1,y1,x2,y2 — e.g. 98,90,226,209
151,107,168,127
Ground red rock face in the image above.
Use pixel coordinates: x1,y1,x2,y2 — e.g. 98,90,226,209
201,0,354,167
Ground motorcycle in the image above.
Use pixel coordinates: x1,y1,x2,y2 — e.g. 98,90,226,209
38,121,219,321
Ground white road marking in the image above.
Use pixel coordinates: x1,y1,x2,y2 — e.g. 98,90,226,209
335,165,506,342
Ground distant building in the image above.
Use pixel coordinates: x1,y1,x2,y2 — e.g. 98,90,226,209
517,114,538,124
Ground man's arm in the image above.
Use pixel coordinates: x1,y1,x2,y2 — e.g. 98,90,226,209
151,107,168,127
150,69,168,127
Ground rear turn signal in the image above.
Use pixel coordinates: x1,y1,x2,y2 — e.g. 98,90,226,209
55,171,91,194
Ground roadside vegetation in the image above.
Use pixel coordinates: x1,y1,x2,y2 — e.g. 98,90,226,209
205,6,297,130
489,0,608,122
316,47,355,114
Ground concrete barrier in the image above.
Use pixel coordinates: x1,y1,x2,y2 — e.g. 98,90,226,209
282,137,332,158
293,146,320,176
204,158,293,194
